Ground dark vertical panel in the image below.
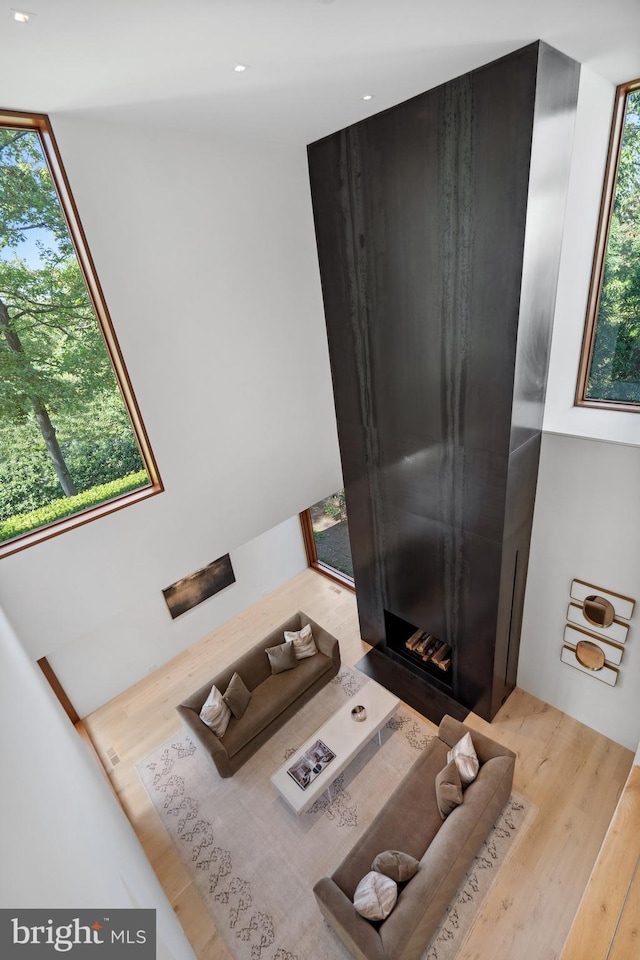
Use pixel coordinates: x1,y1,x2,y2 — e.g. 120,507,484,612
307,132,386,642
490,45,581,712
308,41,579,721
491,433,542,714
510,45,582,454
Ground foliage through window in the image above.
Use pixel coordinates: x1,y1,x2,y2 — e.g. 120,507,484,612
578,79,640,409
300,490,354,587
0,111,160,555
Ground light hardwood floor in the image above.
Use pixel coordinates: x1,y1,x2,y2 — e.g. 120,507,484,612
83,569,633,960
560,764,640,960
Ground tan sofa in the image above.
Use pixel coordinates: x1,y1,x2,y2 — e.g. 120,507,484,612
313,715,515,960
176,612,341,778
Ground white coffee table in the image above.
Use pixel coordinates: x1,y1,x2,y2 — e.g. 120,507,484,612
270,677,400,815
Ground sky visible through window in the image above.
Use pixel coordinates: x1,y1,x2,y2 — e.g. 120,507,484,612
0,125,150,546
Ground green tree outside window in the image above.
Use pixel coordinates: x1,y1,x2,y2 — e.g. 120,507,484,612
585,85,640,405
0,116,159,549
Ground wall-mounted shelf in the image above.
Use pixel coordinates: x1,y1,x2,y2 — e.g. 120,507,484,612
566,602,629,645
562,579,634,688
561,645,619,686
570,580,635,621
564,624,624,666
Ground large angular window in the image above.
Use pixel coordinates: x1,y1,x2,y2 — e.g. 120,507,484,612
0,111,161,556
577,79,640,409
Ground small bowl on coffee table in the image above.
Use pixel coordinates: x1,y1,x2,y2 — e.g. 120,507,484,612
351,705,367,722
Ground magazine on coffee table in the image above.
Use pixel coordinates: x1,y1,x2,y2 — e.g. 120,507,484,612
286,739,336,791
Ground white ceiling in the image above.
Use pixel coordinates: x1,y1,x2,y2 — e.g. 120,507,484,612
1,0,639,144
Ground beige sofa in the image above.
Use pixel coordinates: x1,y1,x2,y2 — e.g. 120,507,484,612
176,612,341,778
313,715,515,960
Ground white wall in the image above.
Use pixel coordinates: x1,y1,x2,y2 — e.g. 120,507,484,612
0,605,196,960
518,65,640,750
0,117,342,714
46,516,308,718
519,433,640,750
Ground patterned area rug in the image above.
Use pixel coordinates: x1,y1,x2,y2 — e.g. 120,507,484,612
137,668,534,960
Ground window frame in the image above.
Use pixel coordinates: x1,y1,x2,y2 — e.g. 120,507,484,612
0,109,162,558
299,508,355,591
576,78,640,412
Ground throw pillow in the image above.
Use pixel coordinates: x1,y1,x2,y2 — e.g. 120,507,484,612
447,731,480,787
266,640,297,674
435,759,464,819
371,850,419,883
353,871,398,921
199,684,231,738
222,672,251,719
284,622,318,660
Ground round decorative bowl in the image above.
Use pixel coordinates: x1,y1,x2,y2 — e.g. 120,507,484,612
351,705,367,722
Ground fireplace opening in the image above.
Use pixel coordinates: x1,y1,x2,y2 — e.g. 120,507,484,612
384,610,453,691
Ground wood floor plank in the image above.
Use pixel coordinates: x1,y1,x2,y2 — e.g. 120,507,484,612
608,854,640,960
457,693,632,960
83,568,633,960
560,765,640,960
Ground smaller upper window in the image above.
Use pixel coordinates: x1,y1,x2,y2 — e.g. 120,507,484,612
577,79,640,411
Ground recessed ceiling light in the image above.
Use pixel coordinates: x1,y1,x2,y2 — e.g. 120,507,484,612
12,9,30,22
234,64,249,73
361,94,374,101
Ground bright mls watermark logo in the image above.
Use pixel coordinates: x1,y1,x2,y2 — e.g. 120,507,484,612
0,910,155,958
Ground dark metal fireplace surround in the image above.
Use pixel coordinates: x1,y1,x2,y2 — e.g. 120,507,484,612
307,41,580,726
